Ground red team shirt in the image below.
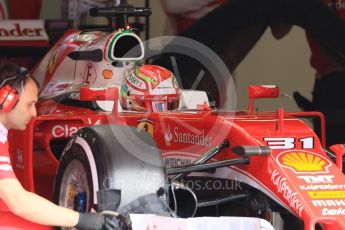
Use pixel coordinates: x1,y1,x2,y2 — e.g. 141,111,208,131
164,0,225,33
0,122,15,212
164,0,344,76
0,0,42,19
307,0,345,75
0,124,47,229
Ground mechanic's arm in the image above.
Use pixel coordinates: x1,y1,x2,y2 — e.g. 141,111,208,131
270,22,293,40
0,178,79,227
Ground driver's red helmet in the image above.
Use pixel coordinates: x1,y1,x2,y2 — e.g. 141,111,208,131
120,65,180,112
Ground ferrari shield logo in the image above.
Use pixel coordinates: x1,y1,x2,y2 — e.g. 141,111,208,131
48,49,59,74
137,119,154,136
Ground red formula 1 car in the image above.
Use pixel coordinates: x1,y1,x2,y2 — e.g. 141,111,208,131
3,5,345,230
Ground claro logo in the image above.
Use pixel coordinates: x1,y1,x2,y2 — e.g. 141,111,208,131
0,20,49,41
52,125,81,138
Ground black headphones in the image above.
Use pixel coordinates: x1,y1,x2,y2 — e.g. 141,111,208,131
0,68,28,112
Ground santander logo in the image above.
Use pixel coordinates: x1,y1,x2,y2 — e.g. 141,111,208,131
0,20,49,41
164,126,213,147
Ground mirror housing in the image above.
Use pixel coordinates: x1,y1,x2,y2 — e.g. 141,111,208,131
248,85,279,99
80,87,119,113
248,85,279,113
80,87,119,101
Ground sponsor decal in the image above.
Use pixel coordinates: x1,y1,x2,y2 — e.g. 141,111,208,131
87,118,101,125
164,126,212,147
137,119,154,137
322,207,345,216
136,66,161,89
308,190,345,199
84,63,97,84
0,20,48,41
312,199,345,207
300,184,345,191
164,157,192,168
297,175,334,184
15,148,24,169
296,166,344,193
276,150,331,174
48,49,59,74
52,125,81,138
271,169,304,216
69,92,80,100
127,72,146,90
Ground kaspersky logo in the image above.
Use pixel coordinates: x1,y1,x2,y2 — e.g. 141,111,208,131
277,150,332,174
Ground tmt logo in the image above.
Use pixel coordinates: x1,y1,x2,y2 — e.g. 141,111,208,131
297,175,334,184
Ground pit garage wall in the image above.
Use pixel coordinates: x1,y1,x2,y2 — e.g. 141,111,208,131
41,0,314,112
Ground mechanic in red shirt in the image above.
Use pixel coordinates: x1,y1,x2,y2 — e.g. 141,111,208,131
1,0,42,19
306,0,345,77
160,0,225,34
0,0,42,19
293,0,345,145
0,63,115,229
159,0,345,144
158,0,292,108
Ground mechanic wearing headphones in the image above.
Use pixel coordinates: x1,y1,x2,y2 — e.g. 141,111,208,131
0,63,117,229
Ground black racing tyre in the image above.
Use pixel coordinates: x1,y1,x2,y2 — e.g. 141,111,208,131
53,125,166,229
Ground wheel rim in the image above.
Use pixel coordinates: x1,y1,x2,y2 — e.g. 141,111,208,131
58,159,92,212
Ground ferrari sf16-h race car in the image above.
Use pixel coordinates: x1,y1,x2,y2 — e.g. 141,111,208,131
2,4,345,230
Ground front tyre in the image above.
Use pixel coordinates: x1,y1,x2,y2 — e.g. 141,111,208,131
55,143,93,213
54,125,166,229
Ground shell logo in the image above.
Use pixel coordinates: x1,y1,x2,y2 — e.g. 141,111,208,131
277,151,331,173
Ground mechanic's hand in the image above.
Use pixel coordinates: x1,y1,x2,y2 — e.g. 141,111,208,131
76,213,105,230
103,214,131,230
76,212,131,230
293,91,315,111
270,22,293,40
